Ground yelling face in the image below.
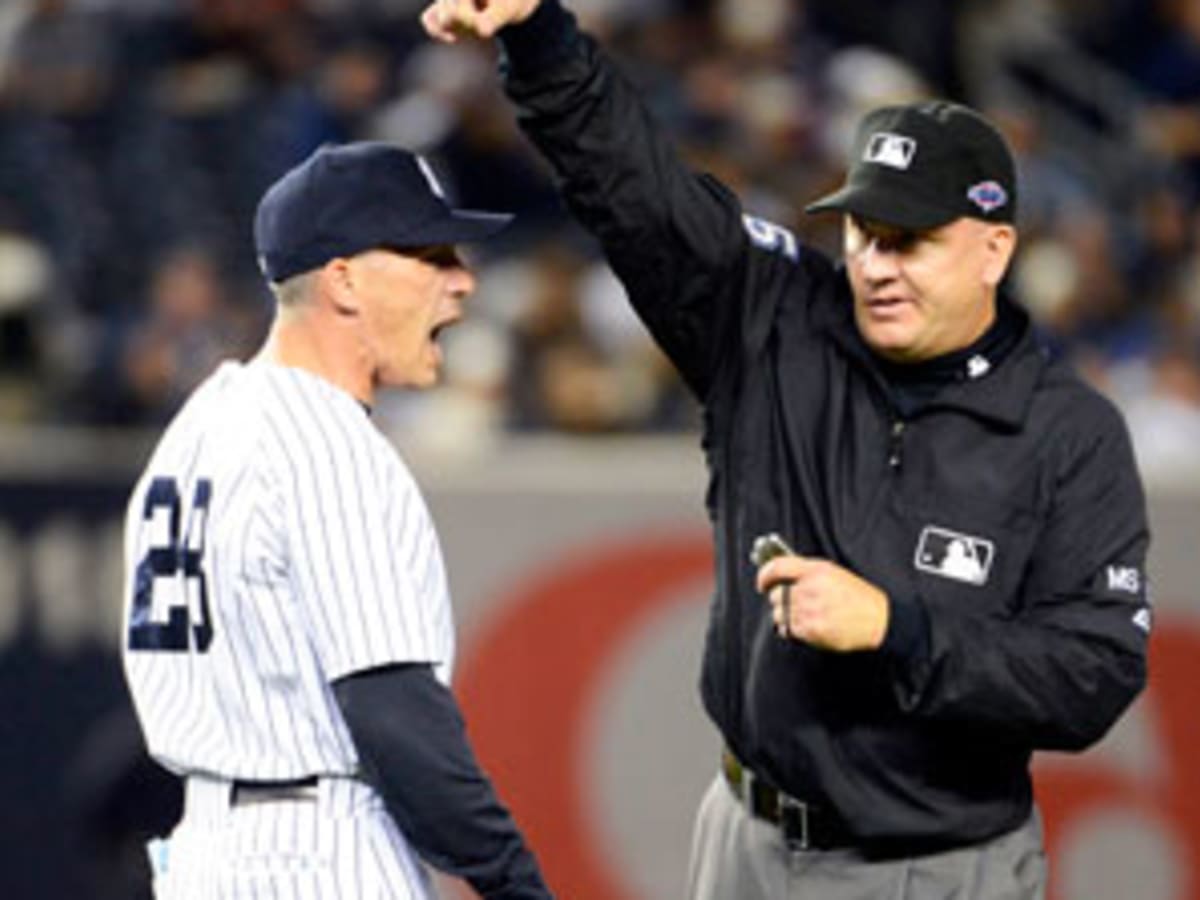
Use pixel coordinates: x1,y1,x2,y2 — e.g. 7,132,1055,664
843,215,1016,362
347,245,476,390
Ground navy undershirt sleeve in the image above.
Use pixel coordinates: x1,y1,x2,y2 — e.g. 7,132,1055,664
333,664,552,900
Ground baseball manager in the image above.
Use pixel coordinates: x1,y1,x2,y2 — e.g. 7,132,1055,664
424,2,1152,898
121,143,553,899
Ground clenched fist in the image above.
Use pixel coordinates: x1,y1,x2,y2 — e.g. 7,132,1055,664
756,555,891,652
421,0,543,42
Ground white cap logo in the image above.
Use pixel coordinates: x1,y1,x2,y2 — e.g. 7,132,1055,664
864,133,917,170
416,155,446,199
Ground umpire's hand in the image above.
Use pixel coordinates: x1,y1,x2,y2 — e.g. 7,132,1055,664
422,0,542,42
756,556,890,652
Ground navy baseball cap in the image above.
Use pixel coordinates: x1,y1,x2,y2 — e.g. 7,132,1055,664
254,142,513,283
806,100,1017,230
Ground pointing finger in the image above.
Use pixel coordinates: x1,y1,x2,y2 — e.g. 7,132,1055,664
421,3,457,42
473,1,516,37
473,7,503,38
426,0,481,40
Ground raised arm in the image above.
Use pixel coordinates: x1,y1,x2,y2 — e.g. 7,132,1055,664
422,0,804,398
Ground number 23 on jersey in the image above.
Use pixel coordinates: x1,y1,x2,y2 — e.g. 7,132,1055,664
127,476,215,653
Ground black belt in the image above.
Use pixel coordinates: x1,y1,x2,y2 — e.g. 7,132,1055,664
721,750,853,851
230,776,320,806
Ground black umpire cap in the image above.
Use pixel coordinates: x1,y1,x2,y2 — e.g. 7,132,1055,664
254,142,513,283
806,100,1017,231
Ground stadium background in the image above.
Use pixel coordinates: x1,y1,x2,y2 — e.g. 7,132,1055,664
0,0,1197,897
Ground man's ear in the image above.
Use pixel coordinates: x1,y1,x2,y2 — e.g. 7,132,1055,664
318,258,360,316
982,224,1018,289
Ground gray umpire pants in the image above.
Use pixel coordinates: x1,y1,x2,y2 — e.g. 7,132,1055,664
686,775,1047,900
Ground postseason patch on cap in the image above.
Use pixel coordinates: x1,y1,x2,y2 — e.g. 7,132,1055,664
967,180,1009,214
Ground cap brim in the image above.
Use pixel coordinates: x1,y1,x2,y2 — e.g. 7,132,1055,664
805,184,956,231
401,208,514,246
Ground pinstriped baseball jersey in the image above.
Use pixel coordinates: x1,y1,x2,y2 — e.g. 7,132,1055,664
121,360,456,781
151,775,433,900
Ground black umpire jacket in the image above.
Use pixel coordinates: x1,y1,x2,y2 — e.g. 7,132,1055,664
500,1,1151,854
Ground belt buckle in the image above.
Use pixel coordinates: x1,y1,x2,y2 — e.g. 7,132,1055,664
740,769,756,813
779,794,811,851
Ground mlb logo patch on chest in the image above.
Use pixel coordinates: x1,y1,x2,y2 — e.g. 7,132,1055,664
914,526,995,586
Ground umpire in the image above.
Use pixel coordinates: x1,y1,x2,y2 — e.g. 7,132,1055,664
423,1,1152,897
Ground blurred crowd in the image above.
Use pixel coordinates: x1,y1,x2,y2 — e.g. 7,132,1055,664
0,0,1197,476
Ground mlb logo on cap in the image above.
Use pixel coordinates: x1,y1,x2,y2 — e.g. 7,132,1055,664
864,133,917,170
805,100,1018,230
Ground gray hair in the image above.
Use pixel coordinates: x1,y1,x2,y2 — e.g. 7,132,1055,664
270,271,317,308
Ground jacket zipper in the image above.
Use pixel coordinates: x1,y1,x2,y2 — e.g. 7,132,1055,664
888,419,906,470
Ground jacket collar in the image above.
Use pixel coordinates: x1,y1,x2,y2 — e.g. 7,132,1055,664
814,272,1048,430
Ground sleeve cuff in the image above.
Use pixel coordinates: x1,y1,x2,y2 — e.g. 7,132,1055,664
881,592,931,664
881,593,933,712
497,0,580,77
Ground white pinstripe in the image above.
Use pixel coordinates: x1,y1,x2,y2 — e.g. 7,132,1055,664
123,361,453,898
